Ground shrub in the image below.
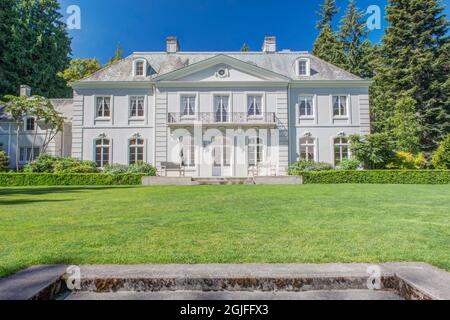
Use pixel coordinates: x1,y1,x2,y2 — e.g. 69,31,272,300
103,162,156,176
0,151,9,172
0,173,145,186
294,170,450,184
387,151,429,170
23,155,98,173
288,160,333,175
350,134,396,169
336,158,361,170
432,134,450,169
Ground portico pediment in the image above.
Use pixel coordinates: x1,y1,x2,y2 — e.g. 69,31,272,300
155,55,290,83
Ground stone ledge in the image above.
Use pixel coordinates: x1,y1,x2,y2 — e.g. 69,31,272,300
0,265,67,300
1,263,449,300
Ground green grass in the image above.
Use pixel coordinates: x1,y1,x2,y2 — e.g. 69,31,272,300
1,184,449,277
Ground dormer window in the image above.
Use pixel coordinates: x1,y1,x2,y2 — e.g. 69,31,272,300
297,58,310,76
133,59,146,76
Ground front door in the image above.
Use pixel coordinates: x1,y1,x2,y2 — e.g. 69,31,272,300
211,136,232,177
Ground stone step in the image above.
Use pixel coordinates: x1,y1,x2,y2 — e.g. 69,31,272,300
192,177,255,185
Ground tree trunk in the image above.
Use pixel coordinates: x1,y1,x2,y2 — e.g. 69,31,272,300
30,120,38,162
15,124,20,172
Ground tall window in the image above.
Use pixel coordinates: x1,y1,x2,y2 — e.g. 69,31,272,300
299,137,315,161
214,95,229,123
248,137,263,166
181,96,196,117
299,96,314,118
298,60,308,76
334,137,350,166
129,138,144,164
180,135,195,167
130,96,144,118
247,95,262,117
25,118,36,131
19,147,40,163
134,60,145,76
333,96,348,117
95,138,110,167
212,136,231,167
96,97,111,118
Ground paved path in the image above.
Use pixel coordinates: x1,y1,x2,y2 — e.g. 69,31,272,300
66,289,403,300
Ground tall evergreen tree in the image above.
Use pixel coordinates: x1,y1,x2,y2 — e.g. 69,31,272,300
316,0,339,29
313,0,345,68
338,0,374,79
107,43,124,66
0,0,18,97
371,0,449,152
1,0,72,98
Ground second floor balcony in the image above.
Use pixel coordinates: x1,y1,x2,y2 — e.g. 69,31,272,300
167,112,277,127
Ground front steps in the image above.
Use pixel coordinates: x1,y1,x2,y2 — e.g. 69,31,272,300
142,176,303,186
192,177,255,185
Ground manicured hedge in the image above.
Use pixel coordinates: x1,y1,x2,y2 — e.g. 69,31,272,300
0,173,146,186
296,170,450,184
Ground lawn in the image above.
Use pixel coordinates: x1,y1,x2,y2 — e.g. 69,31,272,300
0,184,449,277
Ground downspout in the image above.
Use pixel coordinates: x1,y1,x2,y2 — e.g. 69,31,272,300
152,83,156,166
287,82,291,170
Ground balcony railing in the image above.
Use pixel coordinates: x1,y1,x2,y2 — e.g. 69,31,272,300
167,112,277,125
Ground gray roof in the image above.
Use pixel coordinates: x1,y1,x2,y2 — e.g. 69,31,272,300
0,99,73,121
81,52,362,82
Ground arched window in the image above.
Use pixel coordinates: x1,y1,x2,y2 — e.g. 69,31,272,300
248,137,264,166
129,138,144,164
299,137,316,161
334,137,350,166
297,58,310,76
133,59,146,76
95,138,110,167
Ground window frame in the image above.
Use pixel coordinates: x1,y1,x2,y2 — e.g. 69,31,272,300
213,94,231,123
129,96,146,119
248,136,264,167
296,58,311,76
299,136,316,162
133,59,147,77
94,138,111,168
180,94,197,118
246,94,264,118
298,95,315,120
179,134,196,168
24,117,36,132
19,146,40,164
128,137,145,165
332,95,349,118
95,96,112,120
333,136,350,166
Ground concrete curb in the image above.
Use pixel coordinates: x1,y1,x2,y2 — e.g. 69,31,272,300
1,263,449,300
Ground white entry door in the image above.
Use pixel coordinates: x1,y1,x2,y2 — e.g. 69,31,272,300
211,136,232,177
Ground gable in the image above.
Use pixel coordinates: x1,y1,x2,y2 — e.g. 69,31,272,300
177,64,268,82
155,54,290,83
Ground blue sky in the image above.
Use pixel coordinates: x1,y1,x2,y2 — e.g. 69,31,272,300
58,0,449,64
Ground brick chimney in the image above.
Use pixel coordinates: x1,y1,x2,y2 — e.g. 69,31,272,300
166,36,180,53
262,36,277,53
20,85,31,97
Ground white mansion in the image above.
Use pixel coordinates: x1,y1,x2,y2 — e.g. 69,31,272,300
0,36,371,177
